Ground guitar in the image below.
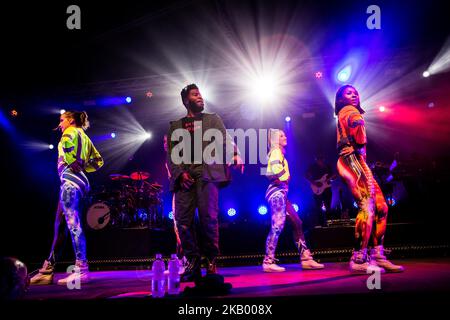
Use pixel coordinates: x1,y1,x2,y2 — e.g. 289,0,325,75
310,174,336,195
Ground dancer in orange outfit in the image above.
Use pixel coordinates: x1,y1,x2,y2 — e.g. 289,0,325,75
335,85,404,273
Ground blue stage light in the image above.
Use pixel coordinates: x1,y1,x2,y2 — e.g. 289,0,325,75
337,65,352,83
292,203,299,212
111,132,116,138
125,97,132,104
258,205,268,215
227,208,237,217
168,211,174,220
285,116,291,122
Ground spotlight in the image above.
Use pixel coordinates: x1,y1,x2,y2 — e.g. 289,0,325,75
10,110,18,117
250,74,279,104
168,211,173,220
292,203,299,212
146,91,153,98
125,97,132,104
378,106,386,112
139,132,152,140
337,65,352,83
422,70,430,78
48,144,54,150
111,132,116,139
321,203,327,212
227,208,237,217
428,102,435,108
60,109,66,115
285,116,291,122
353,201,358,208
258,205,268,215
315,71,323,79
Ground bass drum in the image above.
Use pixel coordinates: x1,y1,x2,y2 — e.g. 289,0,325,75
86,202,111,230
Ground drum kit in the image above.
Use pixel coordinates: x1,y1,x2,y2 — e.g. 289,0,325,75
86,171,164,230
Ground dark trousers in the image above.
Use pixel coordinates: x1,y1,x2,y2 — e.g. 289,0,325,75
174,172,220,259
313,188,332,226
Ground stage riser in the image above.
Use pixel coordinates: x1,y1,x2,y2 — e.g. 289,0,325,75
72,222,449,262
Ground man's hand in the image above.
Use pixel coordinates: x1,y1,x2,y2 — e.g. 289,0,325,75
339,146,355,157
180,172,195,190
228,155,245,174
69,161,83,173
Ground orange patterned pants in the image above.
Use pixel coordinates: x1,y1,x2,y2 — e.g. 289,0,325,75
337,153,388,249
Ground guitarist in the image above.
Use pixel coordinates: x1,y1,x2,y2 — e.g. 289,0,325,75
305,154,334,227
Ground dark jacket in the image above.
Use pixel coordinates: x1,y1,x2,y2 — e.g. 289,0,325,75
166,113,236,192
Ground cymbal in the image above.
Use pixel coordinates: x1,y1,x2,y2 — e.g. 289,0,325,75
110,174,130,181
130,171,150,180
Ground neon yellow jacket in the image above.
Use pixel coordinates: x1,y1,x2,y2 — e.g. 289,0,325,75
266,148,290,182
58,127,104,174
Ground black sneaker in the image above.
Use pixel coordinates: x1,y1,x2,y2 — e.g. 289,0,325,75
180,256,201,282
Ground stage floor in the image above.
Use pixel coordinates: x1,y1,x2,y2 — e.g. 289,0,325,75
24,258,450,300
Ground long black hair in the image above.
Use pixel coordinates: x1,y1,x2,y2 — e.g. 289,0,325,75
334,85,365,115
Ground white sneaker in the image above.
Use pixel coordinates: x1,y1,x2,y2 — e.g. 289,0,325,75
350,249,385,274
350,260,385,273
262,258,285,272
371,246,404,273
57,263,90,285
57,271,90,285
300,249,324,270
350,259,371,273
263,263,286,272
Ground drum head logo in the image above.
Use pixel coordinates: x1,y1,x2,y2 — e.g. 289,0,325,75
87,203,111,230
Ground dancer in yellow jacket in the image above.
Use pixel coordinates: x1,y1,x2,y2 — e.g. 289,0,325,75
31,111,104,285
263,129,324,272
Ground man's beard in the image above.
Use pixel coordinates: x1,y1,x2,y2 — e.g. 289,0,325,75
189,101,204,113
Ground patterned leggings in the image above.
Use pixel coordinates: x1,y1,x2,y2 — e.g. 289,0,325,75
47,181,87,265
265,192,307,261
337,154,388,250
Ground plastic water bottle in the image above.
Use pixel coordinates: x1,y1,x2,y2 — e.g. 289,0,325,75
168,254,181,295
151,254,166,298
